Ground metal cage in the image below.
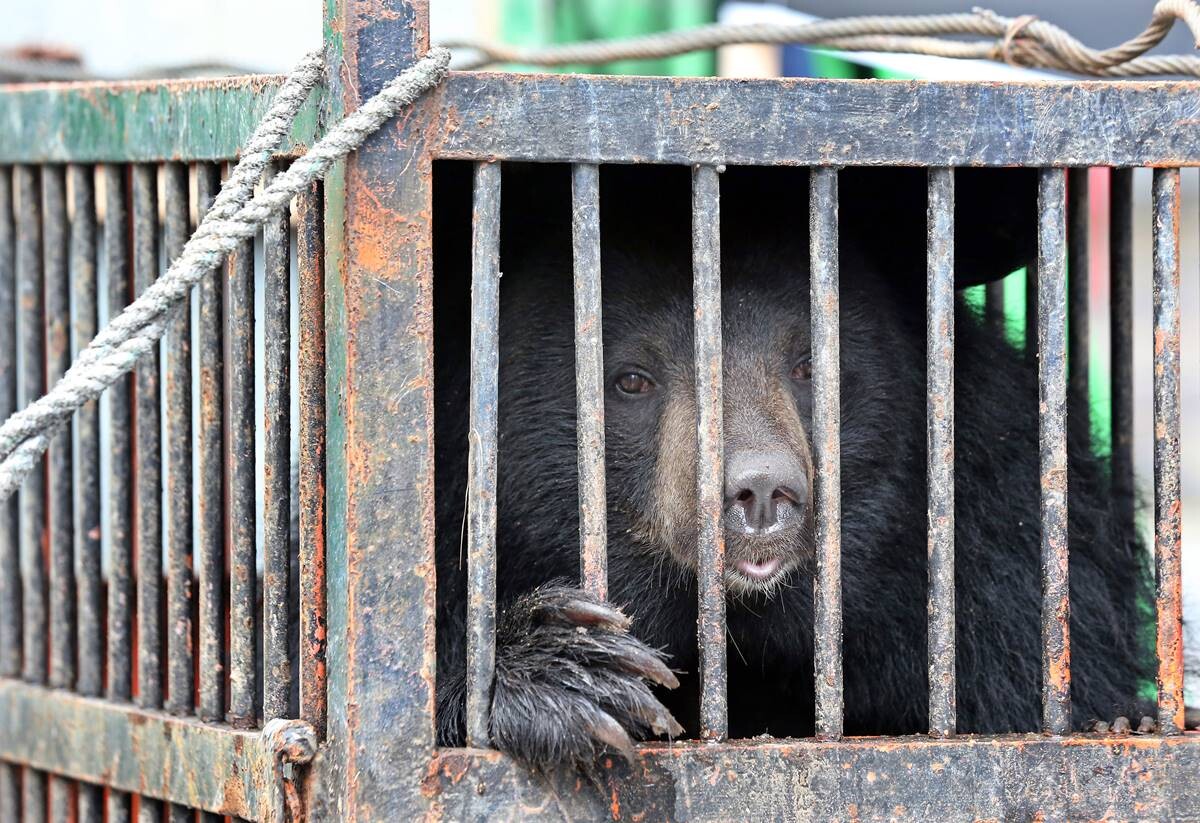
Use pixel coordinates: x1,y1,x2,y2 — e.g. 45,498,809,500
0,1,1197,819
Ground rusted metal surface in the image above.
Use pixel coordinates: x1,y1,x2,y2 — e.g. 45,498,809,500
425,735,1200,820
132,163,163,713
132,163,164,823
0,165,20,823
925,167,955,738
295,182,327,738
44,164,75,695
1109,168,1135,536
17,165,48,691
23,768,46,821
1037,168,1070,736
571,162,608,599
320,0,438,816
1151,167,1184,736
466,160,501,749
1066,167,1090,448
103,163,133,823
227,226,257,728
194,162,225,726
0,76,321,164
0,680,278,820
431,75,1200,167
70,164,101,702
163,162,193,722
263,159,293,723
809,166,842,741
691,163,727,742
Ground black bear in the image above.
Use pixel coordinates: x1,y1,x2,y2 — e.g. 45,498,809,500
431,163,1154,771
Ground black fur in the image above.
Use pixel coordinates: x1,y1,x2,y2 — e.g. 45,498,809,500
432,163,1154,771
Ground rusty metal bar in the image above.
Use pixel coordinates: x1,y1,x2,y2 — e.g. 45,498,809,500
103,163,133,823
1025,258,1038,357
195,163,225,725
0,165,18,823
132,164,163,823
19,187,45,823
692,163,727,741
71,165,101,700
43,165,74,695
163,162,193,721
465,160,501,749
226,215,256,727
429,75,1200,168
133,163,163,712
46,165,74,823
810,166,842,740
428,737,1200,819
296,182,327,737
1151,167,1184,735
1109,168,1135,536
572,162,607,599
263,160,292,722
1067,167,1090,446
926,167,955,738
1037,168,1070,736
17,165,47,693
0,680,278,820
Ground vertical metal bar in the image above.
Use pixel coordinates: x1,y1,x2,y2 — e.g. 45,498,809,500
1025,258,1038,357
163,162,193,723
296,182,327,736
1109,168,1135,539
226,185,256,727
18,183,46,823
17,166,47,693
70,163,104,823
465,160,501,748
692,164,727,741
810,166,843,740
1067,167,1090,445
263,161,293,722
571,163,607,598
72,165,101,698
1151,167,1184,735
104,163,133,823
926,168,956,738
1038,168,1071,736
132,164,163,823
0,166,20,823
42,165,75,823
195,163,225,725
43,165,74,692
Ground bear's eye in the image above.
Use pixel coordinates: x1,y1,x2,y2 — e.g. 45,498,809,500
791,356,812,382
614,371,655,396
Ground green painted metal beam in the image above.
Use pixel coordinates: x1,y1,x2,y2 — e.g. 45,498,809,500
0,680,277,819
0,76,323,163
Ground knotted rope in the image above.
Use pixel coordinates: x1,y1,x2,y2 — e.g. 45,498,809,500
4,1,1200,500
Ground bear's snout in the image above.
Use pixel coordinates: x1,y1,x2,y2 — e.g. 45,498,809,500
724,450,808,536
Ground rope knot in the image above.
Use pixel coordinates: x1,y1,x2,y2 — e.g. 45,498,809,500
999,14,1039,66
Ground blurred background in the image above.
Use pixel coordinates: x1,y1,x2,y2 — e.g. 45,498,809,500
4,0,1197,705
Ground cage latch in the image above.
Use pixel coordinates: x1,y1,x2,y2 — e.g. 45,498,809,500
262,718,319,823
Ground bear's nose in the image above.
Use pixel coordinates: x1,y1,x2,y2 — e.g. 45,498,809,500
723,451,807,535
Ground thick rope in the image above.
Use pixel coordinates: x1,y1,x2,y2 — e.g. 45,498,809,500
4,1,1200,500
0,47,451,500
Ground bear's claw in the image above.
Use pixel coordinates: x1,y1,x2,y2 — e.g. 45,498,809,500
488,584,682,772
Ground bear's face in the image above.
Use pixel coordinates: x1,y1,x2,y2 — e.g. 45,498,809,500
599,258,819,598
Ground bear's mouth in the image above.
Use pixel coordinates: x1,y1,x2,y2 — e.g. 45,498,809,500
724,550,796,594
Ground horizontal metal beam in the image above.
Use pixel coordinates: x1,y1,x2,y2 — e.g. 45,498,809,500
431,73,1200,167
426,736,1200,820
0,680,276,819
0,76,321,163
